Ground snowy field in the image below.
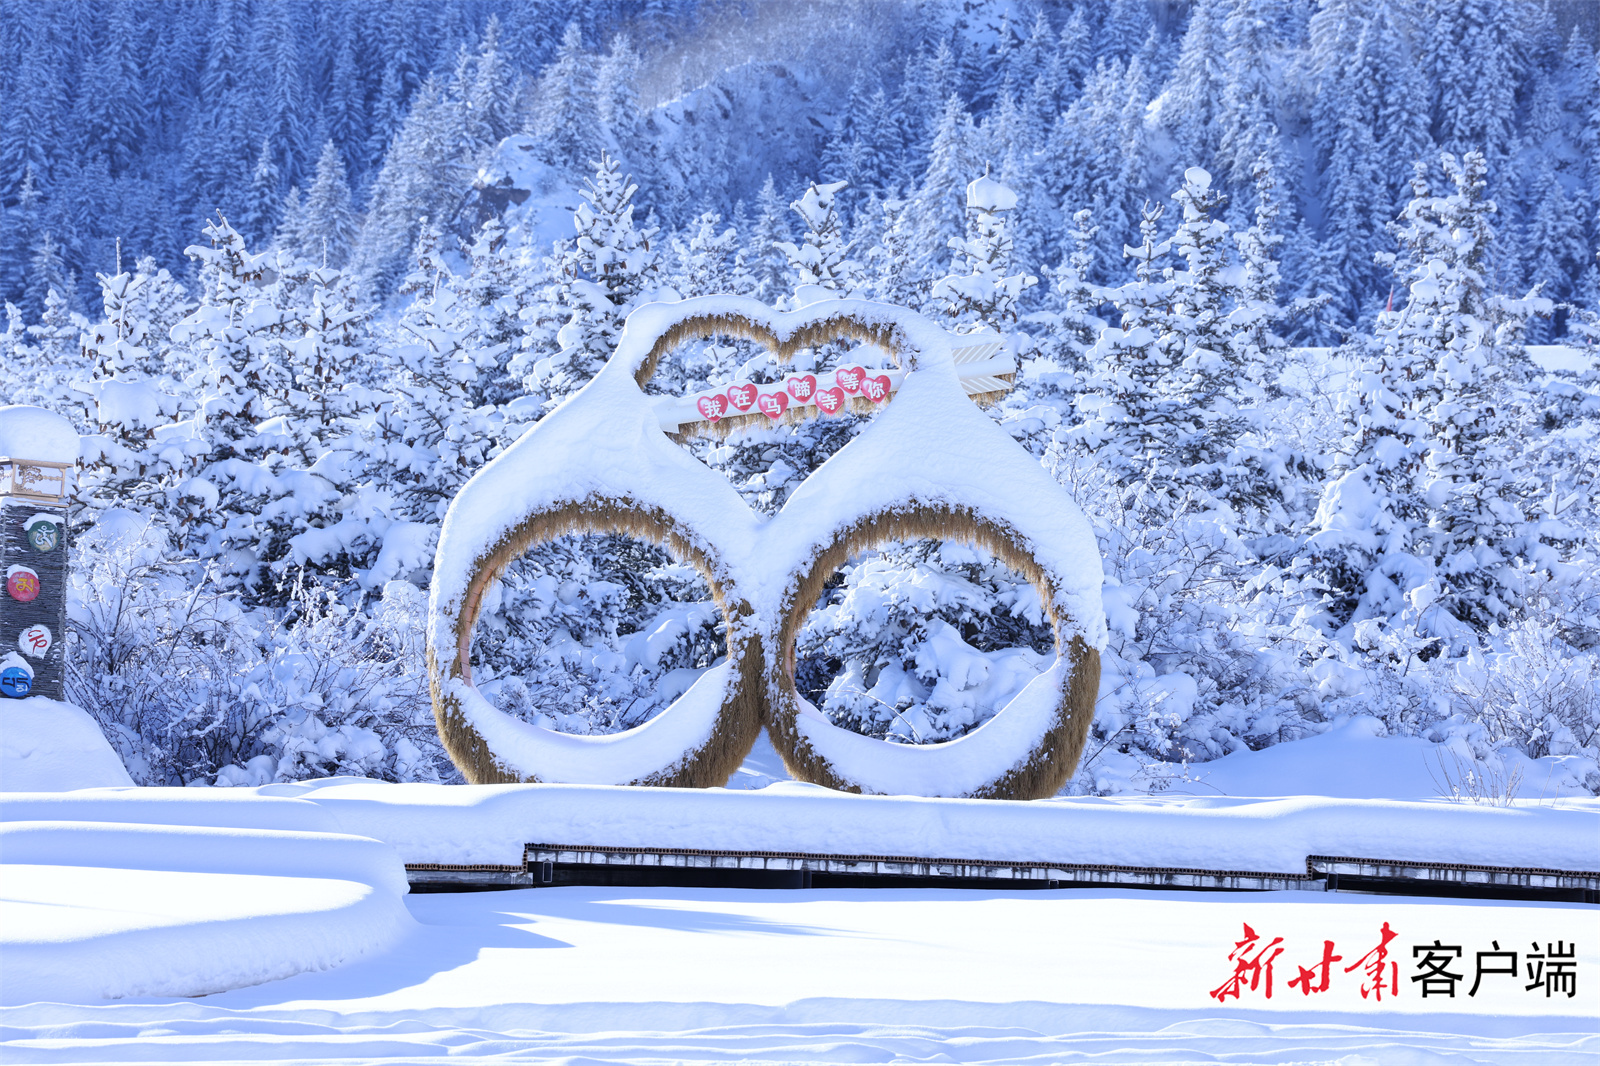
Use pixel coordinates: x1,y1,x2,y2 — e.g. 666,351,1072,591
4,701,1598,1065
3,747,1596,1064
2,885,1595,1065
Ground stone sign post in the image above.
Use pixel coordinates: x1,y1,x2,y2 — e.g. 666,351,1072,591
0,407,78,702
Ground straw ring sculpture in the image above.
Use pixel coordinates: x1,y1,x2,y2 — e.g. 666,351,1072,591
438,500,764,787
428,295,1106,797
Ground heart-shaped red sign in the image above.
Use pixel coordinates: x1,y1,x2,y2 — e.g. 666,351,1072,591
786,374,818,402
815,386,846,415
834,366,865,394
696,393,728,422
757,391,789,420
862,374,892,403
726,383,758,411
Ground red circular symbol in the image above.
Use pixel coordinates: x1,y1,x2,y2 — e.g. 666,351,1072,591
6,569,38,603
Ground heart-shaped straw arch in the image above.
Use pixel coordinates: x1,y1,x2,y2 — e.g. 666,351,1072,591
428,296,1105,796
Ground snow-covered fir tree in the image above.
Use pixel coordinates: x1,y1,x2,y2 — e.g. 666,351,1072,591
525,152,659,404
931,171,1036,329
776,180,861,302
1076,200,1183,494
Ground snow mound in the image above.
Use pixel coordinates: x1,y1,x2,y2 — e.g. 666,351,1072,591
0,800,413,1003
0,697,133,791
0,821,408,892
0,404,78,463
247,779,1599,875
1184,716,1597,802
0,789,339,831
0,864,406,1003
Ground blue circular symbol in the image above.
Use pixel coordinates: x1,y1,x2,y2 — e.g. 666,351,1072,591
0,666,32,698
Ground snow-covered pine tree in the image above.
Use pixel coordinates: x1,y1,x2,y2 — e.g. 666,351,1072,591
530,21,600,176
1415,152,1551,631
1168,166,1238,472
77,264,180,522
1519,157,1586,341
85,267,150,381
854,86,902,202
1038,6,1079,96
446,214,532,410
1218,156,1321,520
862,195,919,308
250,257,385,585
775,180,861,303
1296,192,1444,633
21,279,90,413
987,89,1052,289
744,174,793,305
240,138,283,248
672,211,751,300
596,33,642,156
1301,14,1392,336
931,171,1036,329
1295,153,1538,640
349,75,468,298
524,152,659,404
1160,0,1229,181
1005,208,1103,462
1044,207,1105,374
168,214,370,596
820,76,871,216
1216,0,1282,194
456,17,519,161
1568,252,1600,358
290,141,359,269
26,232,75,326
1077,200,1183,494
904,95,976,297
363,222,497,530
284,265,372,458
0,168,43,316
164,216,286,578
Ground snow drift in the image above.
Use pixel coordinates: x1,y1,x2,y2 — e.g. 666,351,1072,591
0,697,133,791
0,796,413,1003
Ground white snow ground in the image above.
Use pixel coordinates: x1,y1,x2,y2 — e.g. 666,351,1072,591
1,886,1593,1064
7,777,1596,873
2,701,1596,1063
0,816,415,1004
0,698,133,791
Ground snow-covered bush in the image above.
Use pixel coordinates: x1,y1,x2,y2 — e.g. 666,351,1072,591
1448,615,1600,769
66,514,452,786
474,535,724,736
795,541,1053,744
